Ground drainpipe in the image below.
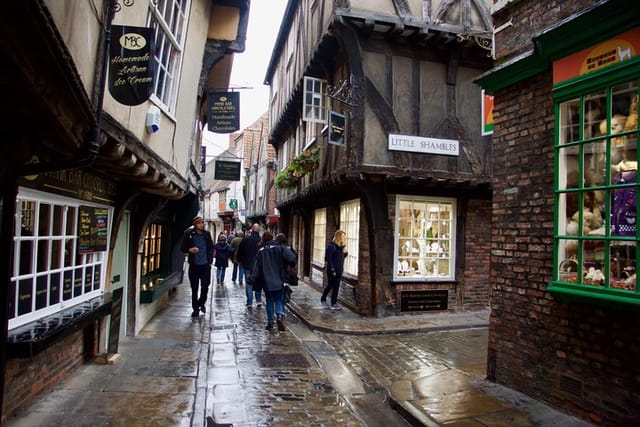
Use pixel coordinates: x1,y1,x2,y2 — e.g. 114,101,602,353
0,0,116,420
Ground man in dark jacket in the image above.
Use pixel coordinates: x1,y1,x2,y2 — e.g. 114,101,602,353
181,216,214,317
236,223,262,307
251,231,297,331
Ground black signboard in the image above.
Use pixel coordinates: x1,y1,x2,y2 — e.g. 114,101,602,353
108,287,124,354
109,25,154,106
400,290,448,312
329,111,346,146
214,160,241,181
78,206,109,254
207,91,240,133
200,146,207,173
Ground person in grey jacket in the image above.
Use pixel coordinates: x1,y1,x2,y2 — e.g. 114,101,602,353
251,231,297,331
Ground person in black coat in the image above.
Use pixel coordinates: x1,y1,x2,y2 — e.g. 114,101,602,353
321,230,348,310
236,223,263,307
251,232,297,331
181,216,214,317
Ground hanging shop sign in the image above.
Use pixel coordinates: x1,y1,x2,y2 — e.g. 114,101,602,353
207,91,240,133
328,111,346,146
214,160,241,181
200,146,207,173
388,133,459,156
108,25,154,106
78,206,110,254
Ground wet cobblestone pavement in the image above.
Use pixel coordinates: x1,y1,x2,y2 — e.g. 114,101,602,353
3,277,593,427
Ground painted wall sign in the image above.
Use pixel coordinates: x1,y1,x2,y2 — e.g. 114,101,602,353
214,160,241,181
78,206,109,254
388,133,459,156
20,167,117,204
108,25,154,106
482,90,494,135
207,92,240,133
328,111,346,146
553,27,640,84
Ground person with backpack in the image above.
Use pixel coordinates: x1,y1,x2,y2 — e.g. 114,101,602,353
213,234,233,285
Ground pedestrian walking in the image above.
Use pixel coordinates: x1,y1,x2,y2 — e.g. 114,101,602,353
213,234,233,285
321,230,348,310
230,231,244,284
237,223,263,307
251,231,297,331
181,216,214,317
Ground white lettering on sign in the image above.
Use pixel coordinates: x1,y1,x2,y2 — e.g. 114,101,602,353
388,133,459,156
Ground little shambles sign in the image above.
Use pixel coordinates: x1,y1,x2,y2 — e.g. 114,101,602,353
207,92,240,133
108,25,154,106
388,133,459,156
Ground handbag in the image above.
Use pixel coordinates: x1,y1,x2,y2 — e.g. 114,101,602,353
284,284,292,303
285,264,299,286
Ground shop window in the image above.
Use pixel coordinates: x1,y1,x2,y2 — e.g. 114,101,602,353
312,208,326,265
339,199,360,276
394,196,456,281
10,190,110,330
553,76,639,305
147,0,190,111
142,223,163,277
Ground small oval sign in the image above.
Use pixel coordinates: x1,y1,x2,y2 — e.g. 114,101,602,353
119,32,147,51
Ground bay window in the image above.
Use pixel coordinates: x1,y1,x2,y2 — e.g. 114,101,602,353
552,64,640,305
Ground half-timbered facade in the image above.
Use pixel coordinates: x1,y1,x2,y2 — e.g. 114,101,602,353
265,0,493,315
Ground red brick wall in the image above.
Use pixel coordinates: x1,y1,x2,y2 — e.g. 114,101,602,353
463,199,492,310
2,331,85,422
493,0,598,61
489,70,640,424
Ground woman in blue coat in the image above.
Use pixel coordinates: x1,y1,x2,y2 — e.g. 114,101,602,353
213,234,233,285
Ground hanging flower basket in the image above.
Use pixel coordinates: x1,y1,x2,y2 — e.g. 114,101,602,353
275,168,299,190
292,147,320,172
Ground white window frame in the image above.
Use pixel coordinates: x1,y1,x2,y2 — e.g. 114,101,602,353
339,199,360,276
303,76,328,124
313,208,327,265
10,188,112,330
393,196,456,281
147,0,190,112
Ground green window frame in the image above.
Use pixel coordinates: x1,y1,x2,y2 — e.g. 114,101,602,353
550,58,640,308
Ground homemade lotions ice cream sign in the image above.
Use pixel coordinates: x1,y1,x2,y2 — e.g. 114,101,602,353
108,25,154,106
388,133,459,156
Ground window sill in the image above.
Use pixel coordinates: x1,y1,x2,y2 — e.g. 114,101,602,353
140,272,179,303
548,281,640,310
7,295,112,358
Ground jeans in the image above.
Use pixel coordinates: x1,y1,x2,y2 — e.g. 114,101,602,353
231,262,244,283
265,288,285,325
188,264,211,312
216,266,227,284
245,282,263,305
321,274,341,305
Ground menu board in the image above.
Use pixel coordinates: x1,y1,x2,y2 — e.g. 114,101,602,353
78,206,109,254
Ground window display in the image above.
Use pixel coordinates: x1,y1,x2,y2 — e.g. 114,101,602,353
556,81,638,291
395,197,455,280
